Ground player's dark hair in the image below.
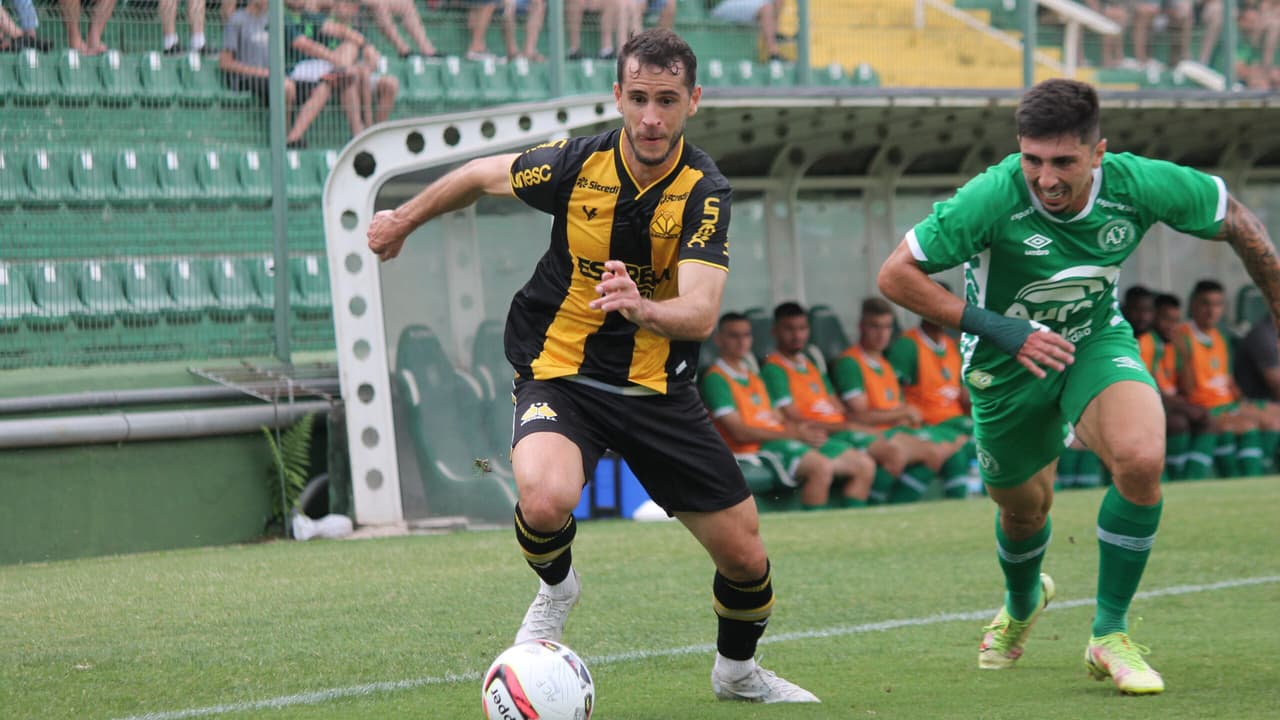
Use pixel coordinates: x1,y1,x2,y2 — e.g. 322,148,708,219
773,301,806,322
860,297,894,318
618,28,698,92
718,311,748,328
1123,285,1153,305
1016,78,1100,143
1190,279,1225,300
1154,293,1181,310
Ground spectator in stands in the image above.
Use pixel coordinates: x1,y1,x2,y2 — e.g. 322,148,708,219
1084,0,1134,68
362,0,441,58
1172,279,1270,477
566,0,625,60
1237,0,1280,88
621,0,676,41
703,312,875,510
1196,0,1225,67
160,0,210,54
1128,0,1195,68
460,0,501,61
284,2,372,137
830,297,971,502
1123,284,1209,480
0,0,51,51
332,0,402,131
711,0,783,62
222,0,332,147
58,0,118,56
502,0,546,61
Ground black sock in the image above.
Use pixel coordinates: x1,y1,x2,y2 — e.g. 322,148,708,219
713,561,774,661
513,503,575,585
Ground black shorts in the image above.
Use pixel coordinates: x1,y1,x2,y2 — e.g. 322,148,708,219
222,73,320,104
511,377,751,514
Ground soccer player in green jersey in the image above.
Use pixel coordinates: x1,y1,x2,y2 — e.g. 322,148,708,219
878,78,1280,695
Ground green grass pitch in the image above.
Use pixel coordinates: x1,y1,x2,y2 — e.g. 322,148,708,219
3,477,1278,719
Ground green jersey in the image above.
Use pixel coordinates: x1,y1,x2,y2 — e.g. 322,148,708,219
908,152,1226,384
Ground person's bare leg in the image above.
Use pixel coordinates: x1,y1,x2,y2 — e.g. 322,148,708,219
1199,0,1223,65
222,0,237,23
502,0,519,57
395,0,437,55
369,0,411,56
374,75,397,122
566,0,585,52
834,449,875,502
758,0,779,57
601,0,620,55
657,0,674,28
188,0,206,47
85,0,117,53
523,0,545,58
467,4,497,54
160,0,178,42
795,451,834,507
60,0,85,51
287,82,330,143
1132,4,1157,62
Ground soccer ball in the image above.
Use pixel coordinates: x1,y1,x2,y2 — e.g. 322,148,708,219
481,639,594,720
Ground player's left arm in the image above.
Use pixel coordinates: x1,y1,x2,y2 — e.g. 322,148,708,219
590,260,726,341
1214,195,1280,331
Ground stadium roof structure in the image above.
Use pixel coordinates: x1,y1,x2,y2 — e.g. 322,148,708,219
325,89,1280,526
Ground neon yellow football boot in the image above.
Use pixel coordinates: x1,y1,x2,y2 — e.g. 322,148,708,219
1085,632,1165,695
978,573,1056,669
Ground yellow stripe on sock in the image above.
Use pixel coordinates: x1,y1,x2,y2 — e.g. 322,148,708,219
713,596,775,623
514,512,572,544
520,544,571,565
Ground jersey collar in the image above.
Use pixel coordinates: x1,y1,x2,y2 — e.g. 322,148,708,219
617,129,684,196
1025,165,1103,224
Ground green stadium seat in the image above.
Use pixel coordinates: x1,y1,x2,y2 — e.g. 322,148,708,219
850,62,880,87
285,150,323,202
56,49,102,103
27,261,84,330
23,149,68,205
191,149,242,201
399,54,442,106
743,306,773,360
290,254,330,319
815,62,852,86
395,323,516,522
236,150,272,203
701,58,730,88
163,257,217,322
98,50,140,104
178,51,250,106
246,255,284,308
154,149,201,202
208,256,266,321
566,58,614,95
509,57,550,102
441,56,483,107
808,304,851,365
0,264,36,332
476,56,513,104
113,148,160,204
471,317,515,476
67,149,115,204
120,260,176,324
72,260,128,327
136,51,183,105
763,59,797,87
0,150,26,205
729,60,766,88
14,48,56,103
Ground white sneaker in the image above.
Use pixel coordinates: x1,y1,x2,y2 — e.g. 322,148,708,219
711,657,820,703
514,569,581,644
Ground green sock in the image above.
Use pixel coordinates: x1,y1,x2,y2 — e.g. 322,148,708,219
1092,487,1162,637
1056,448,1080,489
1165,432,1190,480
1214,433,1239,477
840,496,867,508
1262,430,1280,471
940,452,969,499
1075,451,1103,488
890,465,932,503
800,503,825,512
996,513,1051,621
868,468,895,505
1236,429,1264,476
1183,432,1216,479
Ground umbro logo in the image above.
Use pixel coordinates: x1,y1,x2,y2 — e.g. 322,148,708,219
1023,234,1053,256
1112,356,1145,371
583,206,599,221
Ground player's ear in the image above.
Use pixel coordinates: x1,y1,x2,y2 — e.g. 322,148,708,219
1092,137,1107,167
688,85,702,116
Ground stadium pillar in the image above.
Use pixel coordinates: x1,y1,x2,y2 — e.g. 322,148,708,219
268,0,292,364
1020,0,1036,88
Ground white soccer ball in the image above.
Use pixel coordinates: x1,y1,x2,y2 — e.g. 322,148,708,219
481,639,595,720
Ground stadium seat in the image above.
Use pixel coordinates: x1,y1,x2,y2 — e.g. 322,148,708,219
120,260,177,324
177,51,249,106
236,150,272,203
729,60,766,88
477,56,514,104
154,149,201,203
113,148,160,203
208,256,267,321
441,56,483,107
98,50,141,105
0,264,35,332
566,58,613,95
285,150,323,202
743,306,774,360
14,48,56,103
0,150,26,205
395,323,516,522
290,255,331,318
764,59,797,87
245,254,280,305
808,304,851,365
850,62,881,87
701,58,729,88
27,261,84,330
509,57,550,102
471,317,515,475
163,258,217,322
22,149,69,205
67,149,115,204
56,49,102,103
399,54,442,106
191,149,242,201
73,260,129,327
136,51,183,105
815,62,852,87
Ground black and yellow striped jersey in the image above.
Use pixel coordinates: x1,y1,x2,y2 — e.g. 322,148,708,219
505,128,732,394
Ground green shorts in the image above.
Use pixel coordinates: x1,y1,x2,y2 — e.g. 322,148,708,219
929,415,973,441
1209,401,1243,417
970,324,1157,488
758,439,811,475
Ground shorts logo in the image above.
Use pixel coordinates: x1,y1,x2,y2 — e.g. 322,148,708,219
519,402,558,425
1097,219,1139,253
967,370,994,389
1023,234,1053,256
1112,356,1145,372
976,445,1001,476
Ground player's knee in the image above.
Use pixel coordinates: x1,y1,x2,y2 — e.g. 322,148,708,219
1111,444,1165,481
517,490,578,530
1000,508,1047,538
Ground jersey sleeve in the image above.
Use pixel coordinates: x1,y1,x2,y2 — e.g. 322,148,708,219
907,170,1003,274
1131,156,1227,239
508,137,582,215
829,355,866,401
886,336,919,385
700,372,737,418
678,179,732,270
760,362,792,407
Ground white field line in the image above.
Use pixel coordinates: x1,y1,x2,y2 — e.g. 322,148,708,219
114,575,1279,720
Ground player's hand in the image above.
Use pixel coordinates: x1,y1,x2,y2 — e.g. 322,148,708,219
367,209,413,262
589,259,645,322
902,405,924,427
798,422,827,447
1016,327,1075,379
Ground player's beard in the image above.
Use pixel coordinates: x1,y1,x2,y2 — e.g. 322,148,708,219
629,128,684,166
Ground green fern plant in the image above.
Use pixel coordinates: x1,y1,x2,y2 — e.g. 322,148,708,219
263,412,316,525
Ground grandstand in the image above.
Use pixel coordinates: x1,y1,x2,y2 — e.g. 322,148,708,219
2,0,1278,564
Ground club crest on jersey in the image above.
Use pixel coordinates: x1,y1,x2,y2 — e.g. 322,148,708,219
1097,219,1139,253
1023,234,1053,256
520,402,558,425
650,212,682,241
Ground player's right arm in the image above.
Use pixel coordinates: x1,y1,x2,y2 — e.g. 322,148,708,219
368,153,519,262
